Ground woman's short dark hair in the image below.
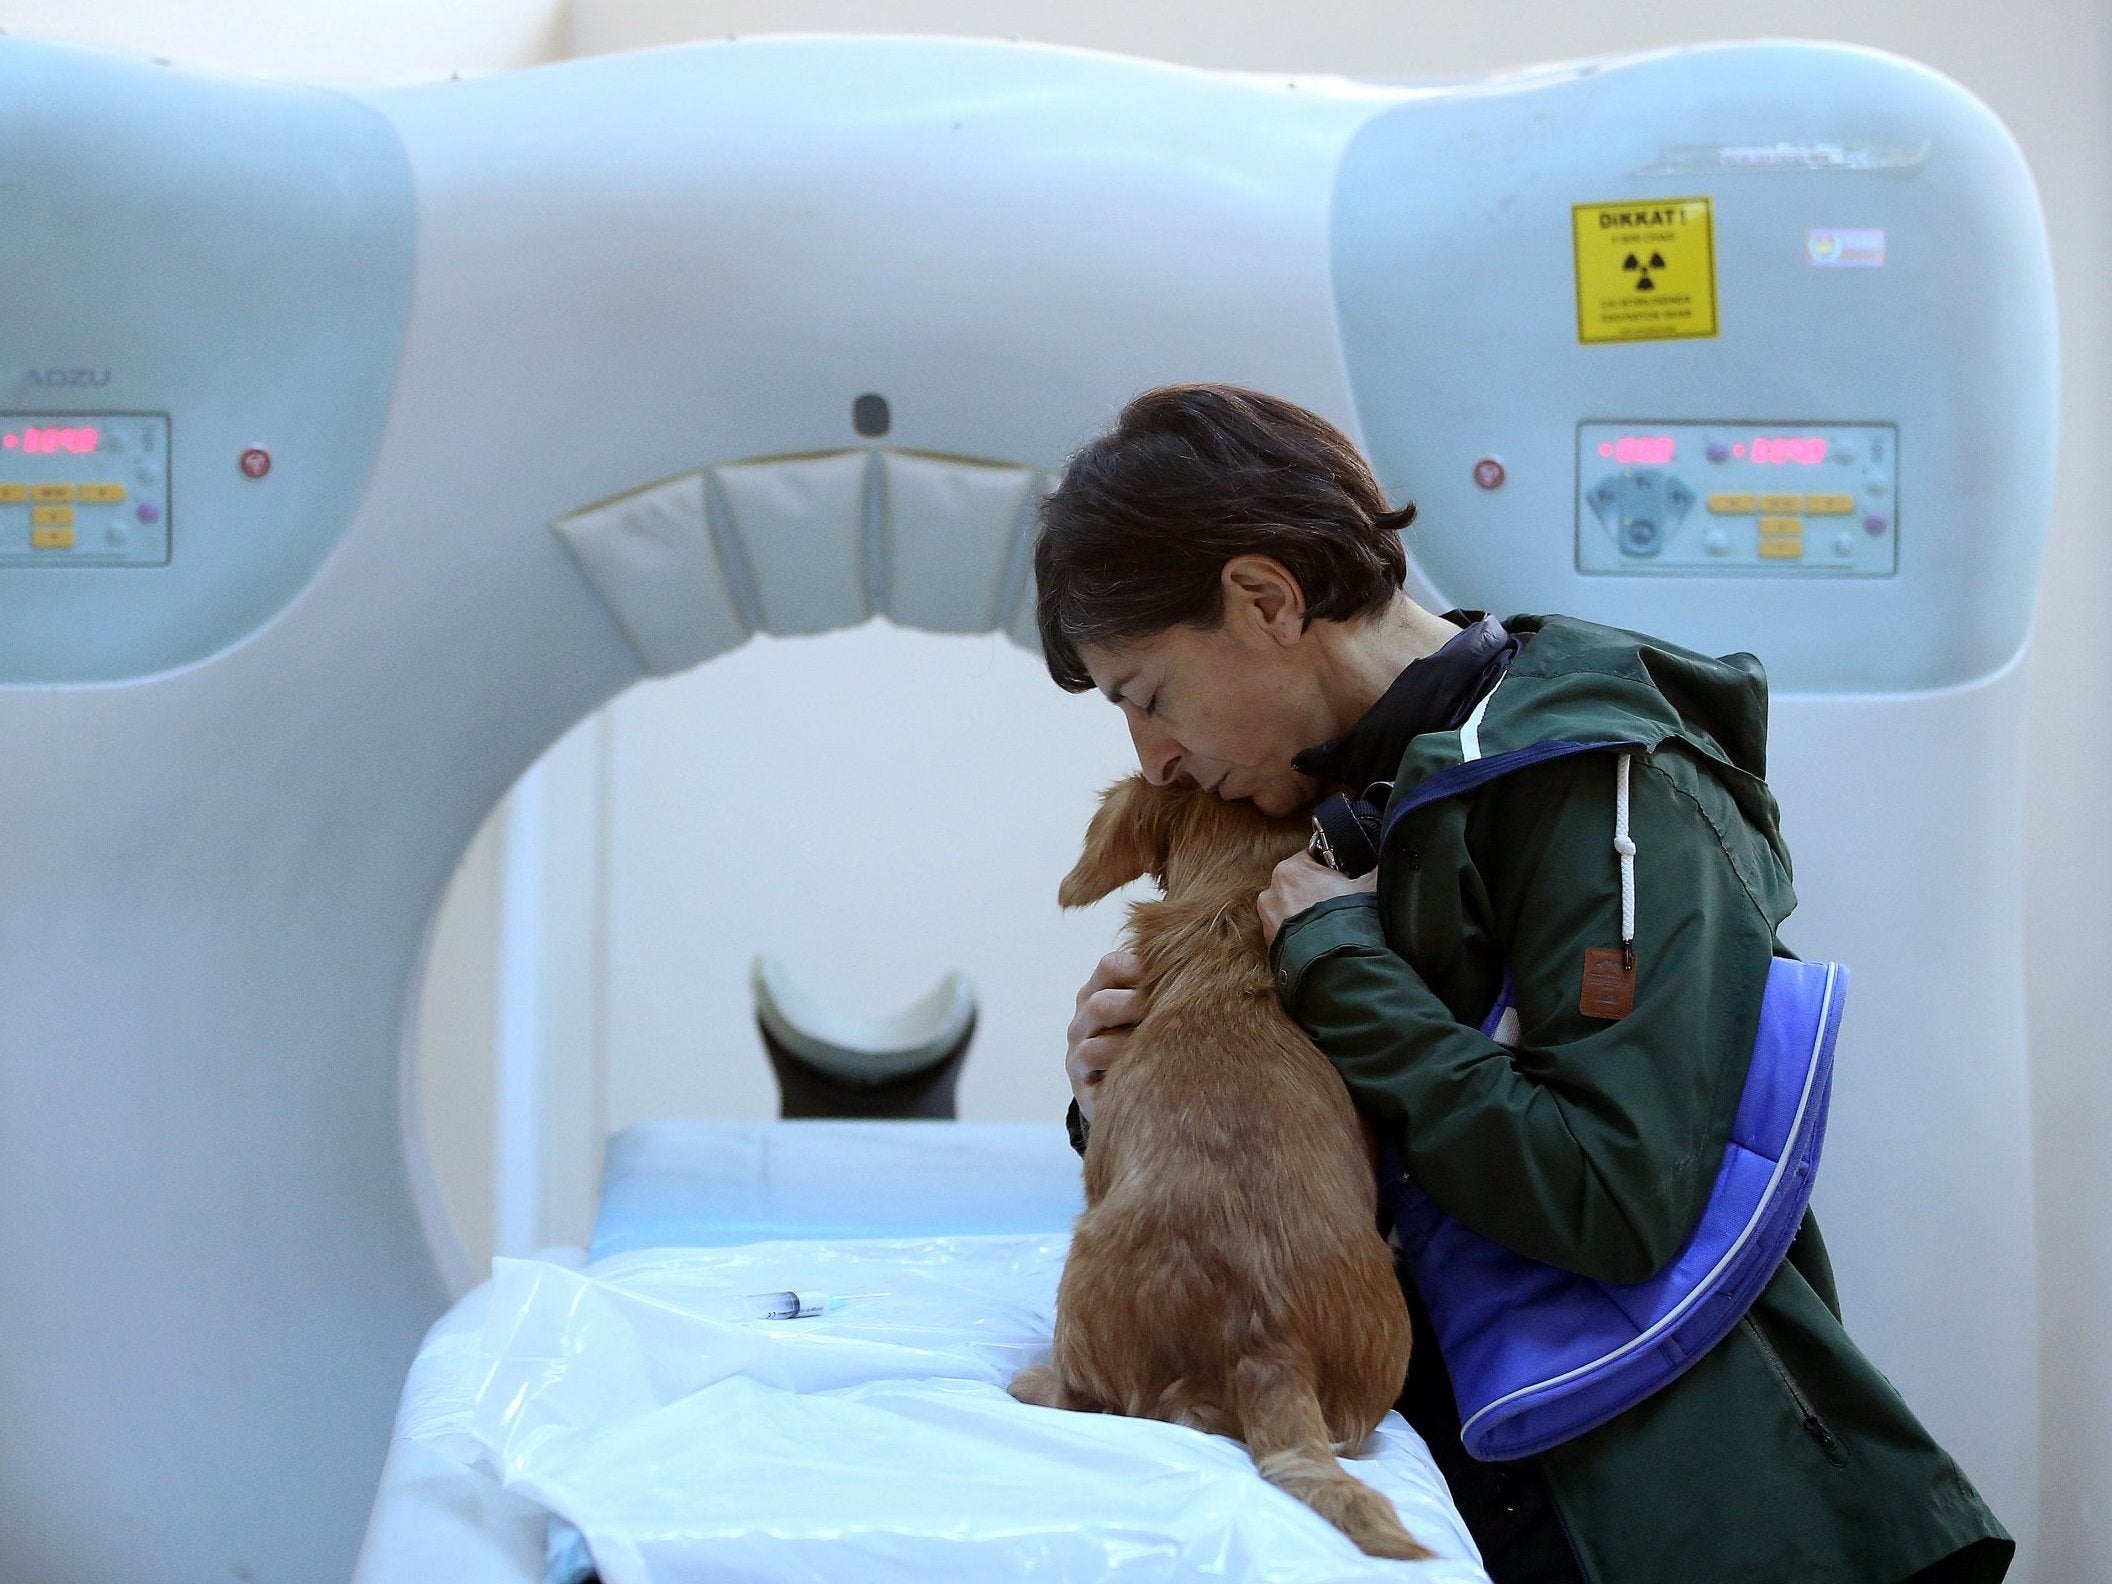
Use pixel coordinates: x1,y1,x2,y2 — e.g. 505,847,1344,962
1032,384,1414,692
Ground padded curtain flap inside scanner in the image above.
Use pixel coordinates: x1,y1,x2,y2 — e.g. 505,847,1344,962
713,452,872,635
997,472,1060,654
551,471,750,675
1004,564,1042,655
881,453,1039,634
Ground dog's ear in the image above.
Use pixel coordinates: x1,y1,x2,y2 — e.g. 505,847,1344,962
1059,774,1180,908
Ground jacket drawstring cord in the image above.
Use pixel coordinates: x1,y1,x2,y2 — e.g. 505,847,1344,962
1615,755,1637,971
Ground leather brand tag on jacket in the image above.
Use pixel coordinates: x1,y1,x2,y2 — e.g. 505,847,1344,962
1580,947,1636,1020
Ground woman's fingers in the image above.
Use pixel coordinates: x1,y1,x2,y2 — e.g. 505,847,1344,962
1082,985,1143,1032
1068,1027,1133,1082
1075,948,1143,1004
1067,1028,1132,1122
1067,950,1145,1121
1257,853,1378,947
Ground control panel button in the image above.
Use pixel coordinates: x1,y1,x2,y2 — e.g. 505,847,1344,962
31,526,75,550
78,483,126,504
1864,512,1890,536
1704,528,1731,555
30,483,77,503
1621,518,1662,554
1705,440,1731,463
1866,476,1889,497
1758,515,1803,538
31,505,75,527
1758,492,1804,514
1803,494,1855,515
1586,468,1695,559
1707,492,1756,514
1834,532,1856,558
1758,536,1805,560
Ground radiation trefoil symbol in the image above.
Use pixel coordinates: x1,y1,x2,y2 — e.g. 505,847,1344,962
1623,251,1667,292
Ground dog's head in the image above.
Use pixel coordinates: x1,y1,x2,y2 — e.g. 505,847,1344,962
1059,774,1311,908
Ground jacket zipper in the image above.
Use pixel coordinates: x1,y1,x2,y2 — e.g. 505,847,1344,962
1403,843,1423,960
1740,1315,1847,1465
1543,1476,1591,1582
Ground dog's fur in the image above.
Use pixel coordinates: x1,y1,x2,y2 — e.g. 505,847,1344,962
1010,774,1429,1561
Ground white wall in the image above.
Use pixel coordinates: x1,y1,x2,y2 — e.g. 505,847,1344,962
596,627,1131,1132
0,0,565,79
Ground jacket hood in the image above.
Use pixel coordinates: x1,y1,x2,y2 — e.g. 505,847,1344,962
1387,614,1789,867
1500,614,1772,780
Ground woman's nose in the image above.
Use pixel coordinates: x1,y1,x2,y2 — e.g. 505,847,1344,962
1128,716,1183,787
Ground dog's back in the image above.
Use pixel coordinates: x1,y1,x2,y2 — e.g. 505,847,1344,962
1015,777,1428,1560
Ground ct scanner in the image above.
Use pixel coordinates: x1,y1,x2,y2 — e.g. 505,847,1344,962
0,29,2057,1583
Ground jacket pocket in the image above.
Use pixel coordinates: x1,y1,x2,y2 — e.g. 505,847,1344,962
1740,1314,1848,1467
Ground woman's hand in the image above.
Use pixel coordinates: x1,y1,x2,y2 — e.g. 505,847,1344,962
1065,949,1145,1124
1259,852,1378,950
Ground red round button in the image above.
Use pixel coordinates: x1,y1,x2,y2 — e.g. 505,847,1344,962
239,447,271,479
1472,456,1506,490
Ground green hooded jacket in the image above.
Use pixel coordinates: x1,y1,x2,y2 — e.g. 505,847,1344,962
1267,615,2011,1584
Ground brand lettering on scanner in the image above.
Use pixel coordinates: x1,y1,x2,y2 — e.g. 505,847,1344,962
1637,141,1930,176
22,368,110,388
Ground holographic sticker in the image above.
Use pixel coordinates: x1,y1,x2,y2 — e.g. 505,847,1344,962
1806,227,1886,267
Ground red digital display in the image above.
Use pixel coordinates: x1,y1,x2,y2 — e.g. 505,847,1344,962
2,425,99,455
1596,435,1676,464
1748,435,1828,465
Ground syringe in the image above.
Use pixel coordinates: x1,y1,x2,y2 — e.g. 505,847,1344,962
737,1289,888,1320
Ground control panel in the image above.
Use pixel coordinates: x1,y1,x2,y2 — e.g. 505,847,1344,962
1576,422,1898,577
0,412,170,567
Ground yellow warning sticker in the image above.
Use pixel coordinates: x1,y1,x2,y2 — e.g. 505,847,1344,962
1572,197,1717,344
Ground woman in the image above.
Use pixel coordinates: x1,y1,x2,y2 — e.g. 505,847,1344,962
1038,383,2010,1584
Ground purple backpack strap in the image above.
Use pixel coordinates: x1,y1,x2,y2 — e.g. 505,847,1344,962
1381,955,1846,1461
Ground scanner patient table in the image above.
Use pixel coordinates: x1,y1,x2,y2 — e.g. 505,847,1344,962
355,1121,1492,1583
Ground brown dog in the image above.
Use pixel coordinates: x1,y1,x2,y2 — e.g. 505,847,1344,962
1010,774,1429,1561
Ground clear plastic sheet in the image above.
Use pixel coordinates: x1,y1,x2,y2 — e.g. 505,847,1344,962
400,1234,1491,1583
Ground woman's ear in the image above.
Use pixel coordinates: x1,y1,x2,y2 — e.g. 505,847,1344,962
1221,554,1308,646
1059,774,1179,907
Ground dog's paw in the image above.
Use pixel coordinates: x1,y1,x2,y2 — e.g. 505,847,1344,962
1006,1363,1069,1409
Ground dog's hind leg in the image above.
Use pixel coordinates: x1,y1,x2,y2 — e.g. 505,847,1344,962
1147,1377,1237,1438
1007,1362,1101,1412
1235,1353,1434,1561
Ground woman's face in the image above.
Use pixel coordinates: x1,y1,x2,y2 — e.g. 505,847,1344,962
1077,559,1335,819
